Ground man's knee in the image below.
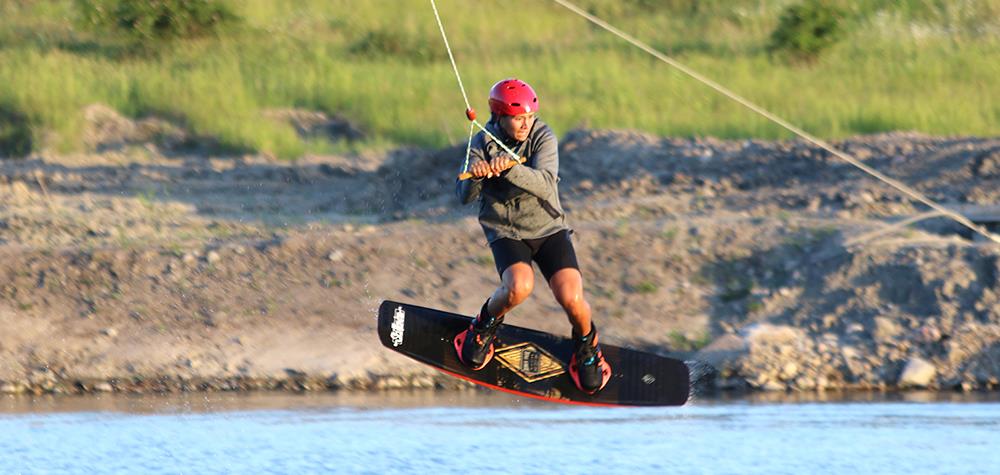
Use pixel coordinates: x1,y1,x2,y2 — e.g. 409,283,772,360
507,278,534,304
555,288,584,310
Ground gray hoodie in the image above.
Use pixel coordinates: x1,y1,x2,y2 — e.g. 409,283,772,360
456,119,568,243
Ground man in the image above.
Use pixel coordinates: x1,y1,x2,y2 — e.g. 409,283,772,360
454,78,611,394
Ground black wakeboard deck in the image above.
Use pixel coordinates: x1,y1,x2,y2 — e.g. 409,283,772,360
377,300,690,407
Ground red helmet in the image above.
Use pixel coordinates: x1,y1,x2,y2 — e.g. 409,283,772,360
488,78,539,116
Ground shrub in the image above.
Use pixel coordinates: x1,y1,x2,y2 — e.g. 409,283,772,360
75,0,239,41
0,106,33,158
768,0,844,63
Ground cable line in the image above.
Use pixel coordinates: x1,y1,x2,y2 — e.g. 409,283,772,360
549,0,998,244
429,0,999,243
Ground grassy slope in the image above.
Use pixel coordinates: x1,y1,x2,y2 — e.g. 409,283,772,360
0,0,997,158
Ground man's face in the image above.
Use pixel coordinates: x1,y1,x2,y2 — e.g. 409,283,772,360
500,112,537,141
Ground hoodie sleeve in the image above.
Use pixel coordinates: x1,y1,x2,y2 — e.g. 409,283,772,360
501,125,558,201
456,132,487,205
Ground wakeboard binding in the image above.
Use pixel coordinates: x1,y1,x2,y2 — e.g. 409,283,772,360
454,301,504,370
569,324,612,394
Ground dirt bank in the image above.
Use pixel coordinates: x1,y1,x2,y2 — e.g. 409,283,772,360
1,108,999,395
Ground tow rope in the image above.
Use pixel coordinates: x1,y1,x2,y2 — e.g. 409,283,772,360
430,0,1000,244
429,0,525,181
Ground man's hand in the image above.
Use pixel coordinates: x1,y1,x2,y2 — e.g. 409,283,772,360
468,158,494,179
466,139,520,180
469,153,515,179
489,153,515,176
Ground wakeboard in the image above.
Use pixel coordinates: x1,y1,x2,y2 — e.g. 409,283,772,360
377,300,690,406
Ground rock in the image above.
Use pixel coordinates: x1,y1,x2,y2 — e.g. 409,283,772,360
410,375,435,388
806,197,822,212
898,357,936,388
206,251,221,264
325,373,348,389
375,376,406,390
780,362,799,381
100,327,118,337
749,374,770,388
1,382,25,394
972,150,1000,178
327,250,344,262
284,368,306,378
916,325,941,343
873,316,902,341
94,382,114,392
794,376,816,390
762,381,786,392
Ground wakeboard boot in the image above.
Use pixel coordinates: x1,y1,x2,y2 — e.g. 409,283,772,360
453,301,504,370
569,323,612,394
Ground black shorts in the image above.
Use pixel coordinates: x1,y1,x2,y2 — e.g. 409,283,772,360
489,229,580,282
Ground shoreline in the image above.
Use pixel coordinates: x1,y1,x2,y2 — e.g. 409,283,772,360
2,372,998,401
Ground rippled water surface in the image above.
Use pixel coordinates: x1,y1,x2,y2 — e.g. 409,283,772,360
1,391,998,474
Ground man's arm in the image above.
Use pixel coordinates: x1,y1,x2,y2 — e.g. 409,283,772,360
501,127,558,201
457,134,488,204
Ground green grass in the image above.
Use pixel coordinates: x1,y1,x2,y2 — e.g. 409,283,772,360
631,280,660,294
0,0,998,158
667,329,713,351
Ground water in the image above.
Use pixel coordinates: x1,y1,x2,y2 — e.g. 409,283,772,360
1,391,998,474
